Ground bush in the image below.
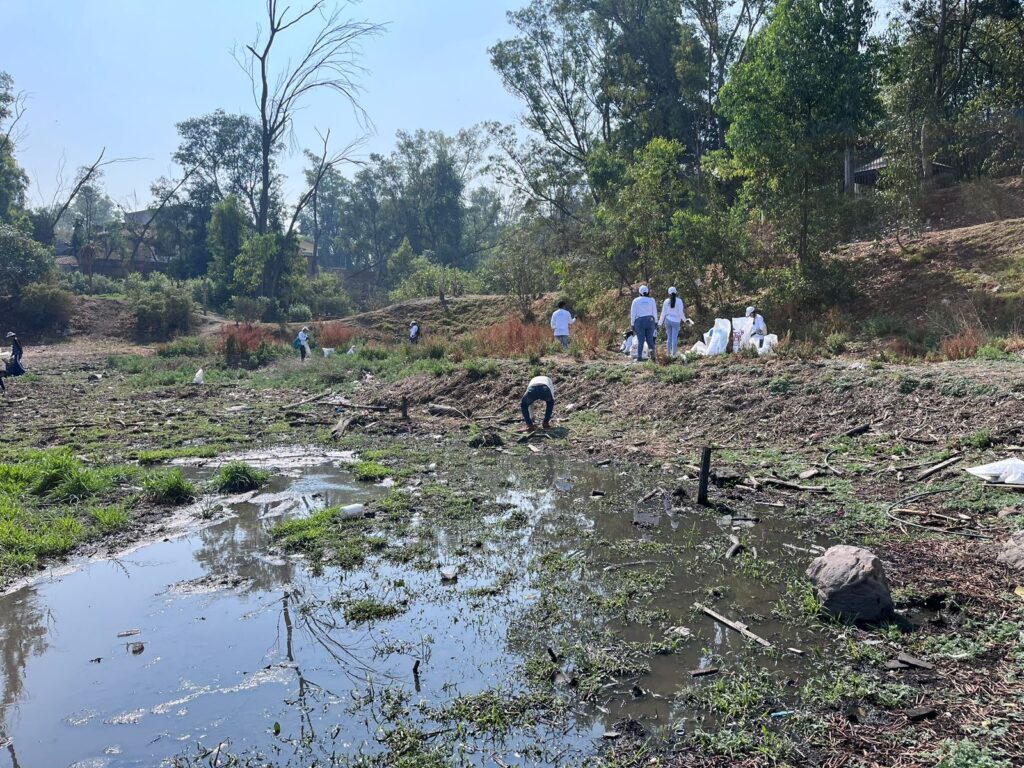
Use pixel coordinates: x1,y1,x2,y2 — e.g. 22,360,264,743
0,224,54,295
463,358,500,379
354,461,390,482
315,321,359,349
156,336,209,357
64,272,123,296
941,327,983,360
211,461,269,493
127,274,194,339
824,332,847,355
473,317,550,358
17,282,74,330
287,302,313,322
220,325,286,369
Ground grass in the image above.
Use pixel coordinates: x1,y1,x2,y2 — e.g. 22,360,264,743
142,469,197,504
136,445,225,465
343,597,406,624
210,461,270,493
271,507,385,570
354,460,390,482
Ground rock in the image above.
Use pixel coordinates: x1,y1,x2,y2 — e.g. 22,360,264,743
89,372,103,381
997,530,1024,571
806,545,894,622
905,705,937,722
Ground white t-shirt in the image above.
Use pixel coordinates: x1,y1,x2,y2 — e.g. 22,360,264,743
659,297,686,325
527,375,554,398
298,330,309,345
550,308,575,336
630,295,657,324
751,314,767,336
409,324,419,339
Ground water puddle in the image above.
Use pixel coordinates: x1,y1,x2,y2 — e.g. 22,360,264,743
0,450,836,766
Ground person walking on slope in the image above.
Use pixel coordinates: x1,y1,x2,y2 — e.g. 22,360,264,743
295,327,312,361
520,374,555,432
630,286,658,362
409,320,421,345
550,301,576,351
1,331,25,394
658,287,690,358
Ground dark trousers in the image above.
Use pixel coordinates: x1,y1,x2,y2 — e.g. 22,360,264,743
521,385,554,427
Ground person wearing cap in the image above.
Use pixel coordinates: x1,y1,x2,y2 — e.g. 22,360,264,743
520,374,555,432
2,332,25,393
746,306,767,347
409,320,421,345
549,300,576,351
658,287,689,358
630,286,658,362
296,326,312,361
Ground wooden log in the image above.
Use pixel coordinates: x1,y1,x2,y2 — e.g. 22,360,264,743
843,423,871,437
694,603,772,648
916,454,962,481
896,652,935,670
689,667,719,677
762,477,828,493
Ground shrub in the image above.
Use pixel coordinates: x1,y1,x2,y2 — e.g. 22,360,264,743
941,327,983,360
865,315,903,337
0,224,54,295
768,375,796,394
975,343,1012,360
931,739,1011,768
825,332,847,355
473,317,549,359
128,276,194,339
658,365,697,384
142,469,197,504
463,358,500,379
961,429,994,450
896,374,920,394
287,302,313,322
315,321,359,349
156,336,209,357
211,461,269,493
90,506,130,532
17,282,74,330
220,325,286,369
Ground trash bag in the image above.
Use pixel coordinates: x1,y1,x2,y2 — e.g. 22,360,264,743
322,347,335,358
732,316,754,352
757,334,779,355
192,368,205,385
966,458,1024,485
692,319,732,356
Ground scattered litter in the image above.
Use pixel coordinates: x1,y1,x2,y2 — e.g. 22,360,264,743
884,659,910,671
591,489,606,498
967,458,1024,486
689,667,719,677
127,642,145,655
553,671,577,686
798,468,820,480
753,501,786,514
89,372,103,381
786,647,805,656
322,348,335,358
192,368,204,385
116,629,141,638
439,565,458,582
602,731,621,740
1014,586,1024,598
667,626,692,639
770,710,794,718
895,652,934,670
695,602,772,648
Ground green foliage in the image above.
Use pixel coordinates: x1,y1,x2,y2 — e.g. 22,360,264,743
206,195,250,306
931,740,1011,768
16,282,74,330
90,505,130,532
961,429,994,450
156,336,209,357
825,332,847,355
233,233,305,305
0,223,54,295
388,254,483,303
354,461,390,482
125,273,195,339
343,598,405,624
210,461,269,493
287,302,312,322
142,469,197,505
658,365,697,384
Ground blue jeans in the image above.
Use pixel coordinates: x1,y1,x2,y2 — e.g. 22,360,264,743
664,318,681,357
555,335,570,350
633,316,657,361
521,385,554,427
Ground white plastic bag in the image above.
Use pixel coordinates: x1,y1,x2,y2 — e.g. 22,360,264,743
757,334,779,355
732,316,753,352
192,368,204,385
322,347,335,358
966,458,1024,485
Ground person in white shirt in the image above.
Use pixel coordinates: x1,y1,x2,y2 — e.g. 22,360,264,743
746,306,767,347
630,285,658,362
409,321,421,344
520,375,555,431
620,330,635,356
550,301,576,350
658,287,689,358
296,326,311,361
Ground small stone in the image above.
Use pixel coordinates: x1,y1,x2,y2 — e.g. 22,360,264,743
905,706,937,722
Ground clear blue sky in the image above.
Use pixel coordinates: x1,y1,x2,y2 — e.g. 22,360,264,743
2,0,523,208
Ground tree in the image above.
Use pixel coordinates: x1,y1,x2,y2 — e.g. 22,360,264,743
720,0,878,264
236,0,383,234
233,233,305,304
0,72,28,224
67,179,116,241
483,220,557,315
207,196,250,305
0,223,55,296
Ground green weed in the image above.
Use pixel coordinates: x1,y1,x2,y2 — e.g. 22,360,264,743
211,461,270,493
142,469,197,504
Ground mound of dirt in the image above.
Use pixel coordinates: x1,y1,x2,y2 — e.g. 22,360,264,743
68,296,136,339
342,294,522,340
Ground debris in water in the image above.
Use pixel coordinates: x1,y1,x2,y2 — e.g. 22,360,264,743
602,731,621,739
128,642,145,655
440,565,458,582
689,667,719,677
667,626,692,639
117,629,141,638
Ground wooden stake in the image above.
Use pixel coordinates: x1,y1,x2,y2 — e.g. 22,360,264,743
916,454,962,481
698,447,712,506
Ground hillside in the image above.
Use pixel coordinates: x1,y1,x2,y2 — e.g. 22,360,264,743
339,294,522,339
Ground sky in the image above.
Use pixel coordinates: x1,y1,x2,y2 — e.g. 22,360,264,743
2,0,524,208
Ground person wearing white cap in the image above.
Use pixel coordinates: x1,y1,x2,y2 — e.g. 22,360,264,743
630,285,658,362
658,287,689,358
746,306,767,347
296,326,312,361
409,320,421,344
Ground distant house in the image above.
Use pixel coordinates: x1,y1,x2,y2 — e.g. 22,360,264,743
299,237,317,275
853,156,955,192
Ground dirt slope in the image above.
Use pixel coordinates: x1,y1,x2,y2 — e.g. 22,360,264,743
341,294,521,340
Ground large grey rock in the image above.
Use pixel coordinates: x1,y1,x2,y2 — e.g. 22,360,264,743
996,531,1024,571
806,545,894,622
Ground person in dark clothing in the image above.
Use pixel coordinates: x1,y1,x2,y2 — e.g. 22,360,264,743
2,332,25,394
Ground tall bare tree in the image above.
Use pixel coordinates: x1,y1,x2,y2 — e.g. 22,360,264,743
236,0,383,234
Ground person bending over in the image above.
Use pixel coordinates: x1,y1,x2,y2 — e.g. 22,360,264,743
521,374,555,432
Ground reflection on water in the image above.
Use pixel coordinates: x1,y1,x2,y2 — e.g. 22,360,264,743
0,451,831,767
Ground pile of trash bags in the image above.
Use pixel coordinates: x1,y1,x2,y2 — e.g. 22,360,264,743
689,317,778,357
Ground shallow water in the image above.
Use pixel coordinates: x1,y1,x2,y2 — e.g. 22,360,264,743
0,450,835,767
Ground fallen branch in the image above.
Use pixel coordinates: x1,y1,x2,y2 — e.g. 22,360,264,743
885,489,993,540
761,477,828,493
602,560,661,572
842,423,871,437
338,398,388,412
282,390,333,410
916,454,962,481
694,603,772,648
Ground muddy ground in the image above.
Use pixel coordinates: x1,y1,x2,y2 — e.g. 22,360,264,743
2,338,1023,767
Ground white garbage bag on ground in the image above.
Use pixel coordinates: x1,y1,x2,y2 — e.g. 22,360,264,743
322,347,335,358
690,319,732,356
732,316,753,352
192,368,204,385
966,458,1024,486
757,334,779,355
